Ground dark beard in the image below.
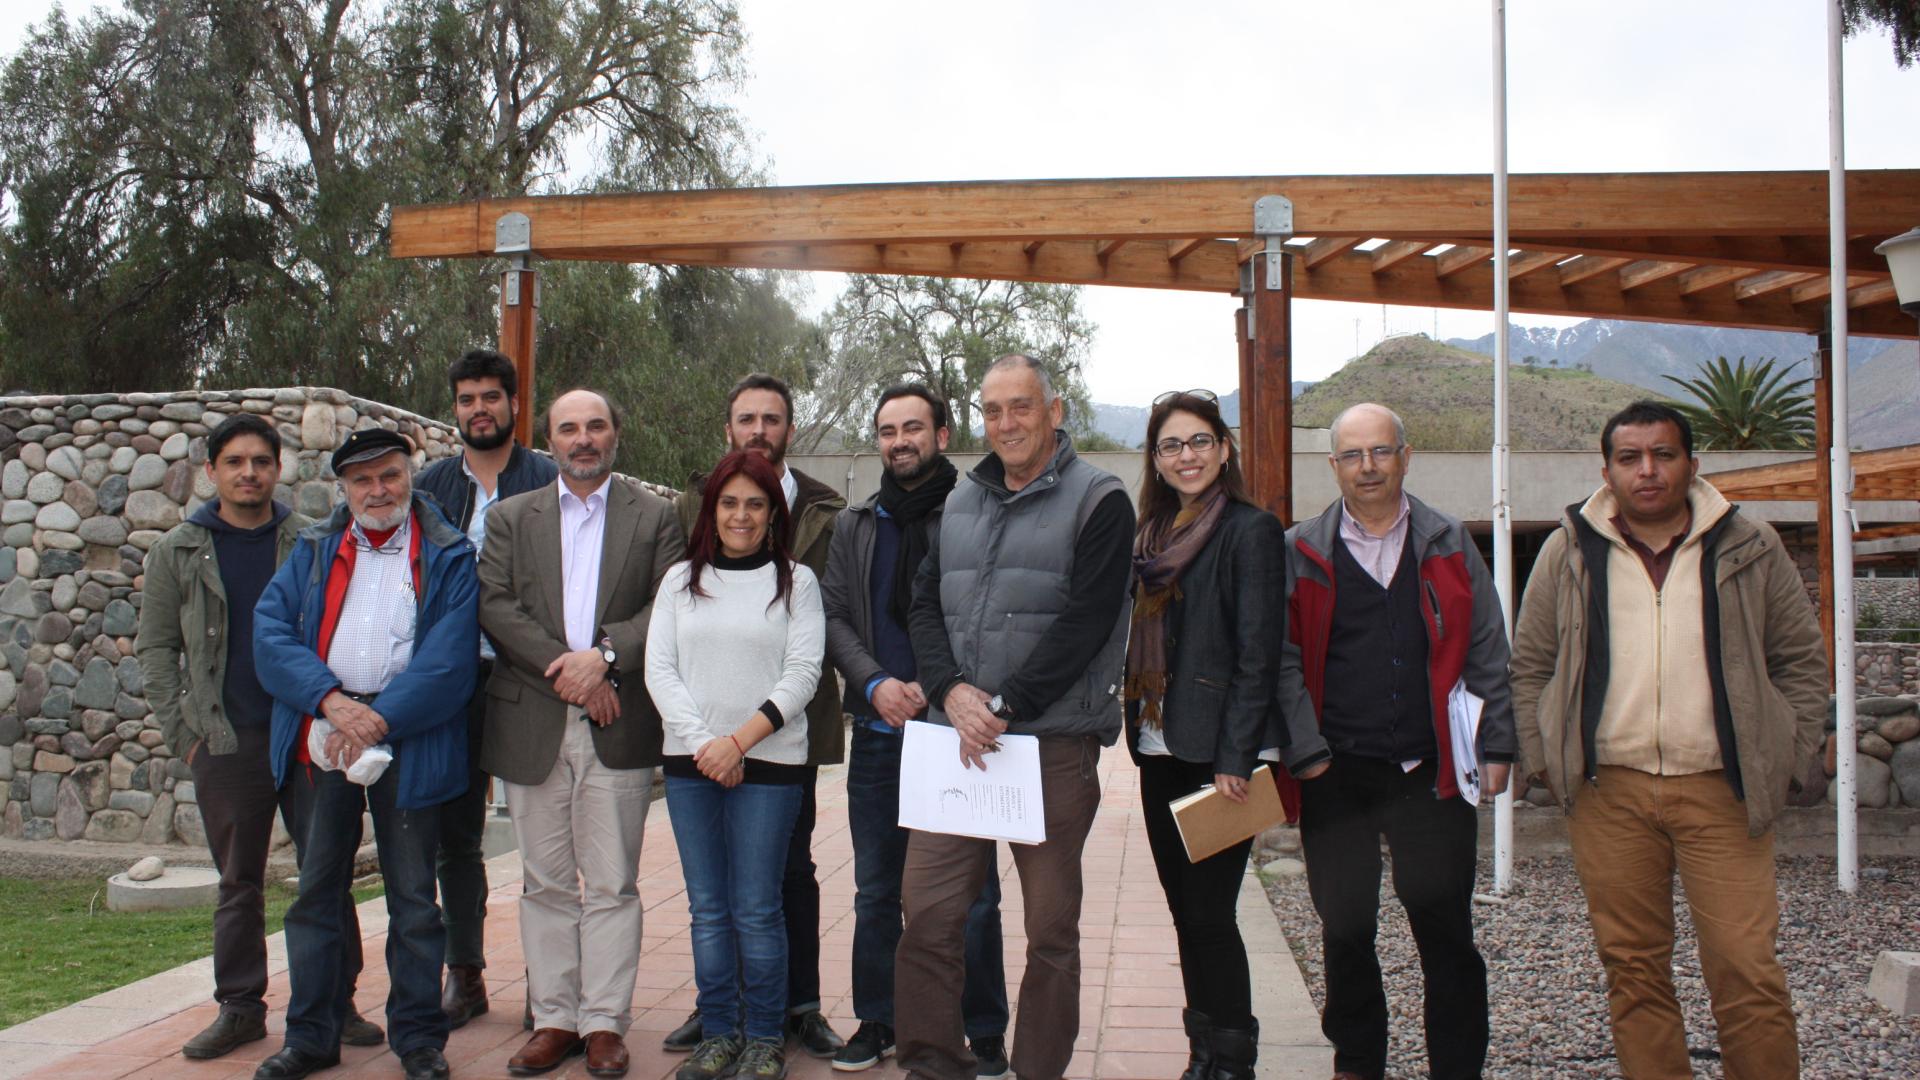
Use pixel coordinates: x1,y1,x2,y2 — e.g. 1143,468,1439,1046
742,436,786,466
886,449,938,484
461,415,514,451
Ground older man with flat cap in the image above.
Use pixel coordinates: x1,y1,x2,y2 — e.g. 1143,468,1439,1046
253,429,480,1080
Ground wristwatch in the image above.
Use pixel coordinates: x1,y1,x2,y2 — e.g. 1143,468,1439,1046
986,694,1016,722
598,637,618,671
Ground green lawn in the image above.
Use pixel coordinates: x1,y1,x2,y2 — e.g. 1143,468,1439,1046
0,876,382,1029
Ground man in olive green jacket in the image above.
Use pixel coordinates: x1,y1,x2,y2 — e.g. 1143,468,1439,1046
666,373,849,1056
1512,401,1827,1080
138,414,378,1062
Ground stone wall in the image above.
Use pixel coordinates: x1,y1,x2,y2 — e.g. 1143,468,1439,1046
1858,643,1920,697
1858,577,1920,637
0,389,459,844
1828,695,1920,809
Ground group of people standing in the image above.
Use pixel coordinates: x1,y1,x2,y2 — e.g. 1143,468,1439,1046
134,341,1827,1080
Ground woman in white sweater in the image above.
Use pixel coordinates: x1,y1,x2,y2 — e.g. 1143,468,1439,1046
646,449,824,1080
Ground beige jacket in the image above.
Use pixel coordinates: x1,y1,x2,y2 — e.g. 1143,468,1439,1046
1512,478,1828,836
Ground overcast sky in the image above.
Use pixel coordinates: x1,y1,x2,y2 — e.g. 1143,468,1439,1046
4,1,1916,404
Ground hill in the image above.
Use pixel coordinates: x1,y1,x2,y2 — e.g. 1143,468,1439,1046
1447,319,1918,449
1290,334,1657,450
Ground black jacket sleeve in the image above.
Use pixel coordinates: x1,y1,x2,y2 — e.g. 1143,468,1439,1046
999,489,1135,722
907,525,962,709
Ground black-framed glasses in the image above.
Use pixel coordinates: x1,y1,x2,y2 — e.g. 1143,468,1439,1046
1154,433,1220,459
1153,388,1219,407
1332,444,1405,467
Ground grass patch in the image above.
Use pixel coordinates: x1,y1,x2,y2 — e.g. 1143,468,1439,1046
0,875,382,1029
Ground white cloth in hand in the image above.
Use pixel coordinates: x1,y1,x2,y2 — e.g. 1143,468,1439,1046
306,717,395,787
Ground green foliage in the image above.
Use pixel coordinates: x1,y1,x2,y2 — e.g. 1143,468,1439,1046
1661,356,1814,451
1844,0,1919,67
0,1,811,485
802,276,1099,453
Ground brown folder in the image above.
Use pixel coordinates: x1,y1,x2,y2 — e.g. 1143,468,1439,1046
1170,764,1286,863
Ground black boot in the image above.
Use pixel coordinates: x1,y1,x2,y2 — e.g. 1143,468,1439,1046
1179,1009,1212,1080
1207,1018,1258,1080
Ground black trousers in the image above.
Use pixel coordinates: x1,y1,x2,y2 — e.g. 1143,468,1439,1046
436,665,492,970
1138,755,1255,1028
1297,755,1487,1080
783,767,821,1011
190,724,361,1018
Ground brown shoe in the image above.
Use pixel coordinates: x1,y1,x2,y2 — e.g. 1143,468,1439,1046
585,1031,631,1077
507,1028,585,1076
441,964,490,1029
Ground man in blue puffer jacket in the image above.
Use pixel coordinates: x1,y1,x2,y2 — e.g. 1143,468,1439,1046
252,428,479,1080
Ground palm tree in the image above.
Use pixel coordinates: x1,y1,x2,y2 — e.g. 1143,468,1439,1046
1661,356,1814,450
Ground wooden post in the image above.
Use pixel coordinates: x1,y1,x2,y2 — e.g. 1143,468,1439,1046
500,261,538,447
1245,250,1295,525
1815,330,1835,688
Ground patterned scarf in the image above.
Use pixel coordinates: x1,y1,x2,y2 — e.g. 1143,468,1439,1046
1124,485,1227,728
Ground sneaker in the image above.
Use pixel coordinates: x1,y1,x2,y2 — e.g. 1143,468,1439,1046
675,1034,743,1080
971,1035,1010,1080
831,1022,895,1072
182,1011,268,1060
786,1010,844,1058
341,1011,385,1047
662,1009,703,1052
736,1036,789,1080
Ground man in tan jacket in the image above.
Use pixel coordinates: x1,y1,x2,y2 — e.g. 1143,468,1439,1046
1512,401,1827,1080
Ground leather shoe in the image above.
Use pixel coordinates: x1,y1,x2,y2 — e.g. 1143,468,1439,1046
401,1047,451,1080
441,964,490,1029
662,1009,701,1051
508,1028,586,1076
183,1010,268,1059
585,1031,631,1077
341,1011,384,1047
786,1010,843,1057
253,1045,340,1079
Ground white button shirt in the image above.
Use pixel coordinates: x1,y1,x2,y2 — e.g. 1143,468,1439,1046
463,457,501,660
557,476,612,652
327,515,416,694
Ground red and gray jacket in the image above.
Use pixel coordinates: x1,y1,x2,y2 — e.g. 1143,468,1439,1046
1274,493,1516,820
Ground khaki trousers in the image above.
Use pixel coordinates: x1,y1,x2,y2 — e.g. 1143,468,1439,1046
506,710,655,1036
1569,765,1797,1080
896,735,1104,1080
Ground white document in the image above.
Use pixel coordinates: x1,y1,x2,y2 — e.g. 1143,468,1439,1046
898,720,1046,844
1447,678,1484,805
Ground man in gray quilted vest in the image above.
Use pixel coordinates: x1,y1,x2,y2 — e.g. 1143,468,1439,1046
897,354,1135,1080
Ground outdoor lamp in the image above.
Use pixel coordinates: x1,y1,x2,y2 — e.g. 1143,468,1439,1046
1875,226,1920,318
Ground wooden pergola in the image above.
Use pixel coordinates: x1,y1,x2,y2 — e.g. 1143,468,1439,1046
389,166,1919,536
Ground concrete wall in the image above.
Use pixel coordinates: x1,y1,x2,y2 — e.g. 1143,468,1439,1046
0,389,460,844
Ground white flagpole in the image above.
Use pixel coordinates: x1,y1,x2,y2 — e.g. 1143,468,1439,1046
1490,0,1516,895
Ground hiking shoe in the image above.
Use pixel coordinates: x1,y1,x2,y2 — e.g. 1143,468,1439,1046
675,1034,743,1080
662,1008,703,1052
971,1034,1010,1079
736,1036,789,1080
182,1011,268,1059
786,1009,843,1057
831,1021,895,1071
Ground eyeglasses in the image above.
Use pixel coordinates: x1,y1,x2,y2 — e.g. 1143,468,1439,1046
1154,433,1219,458
1152,388,1219,407
1332,445,1405,467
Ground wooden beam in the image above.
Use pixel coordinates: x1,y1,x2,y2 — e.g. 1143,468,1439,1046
1848,279,1899,309
1246,254,1294,524
1733,270,1818,300
1303,236,1364,270
1435,246,1493,278
1854,523,1920,543
1558,255,1632,286
1437,233,1894,276
1618,261,1692,291
1023,240,1046,256
1166,237,1210,262
1506,250,1565,279
1675,264,1754,296
1789,273,1874,304
1370,240,1430,272
1705,445,1920,500
388,169,1920,258
1096,239,1128,262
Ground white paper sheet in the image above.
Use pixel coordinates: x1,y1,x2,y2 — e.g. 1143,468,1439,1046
1447,678,1485,805
898,720,1046,844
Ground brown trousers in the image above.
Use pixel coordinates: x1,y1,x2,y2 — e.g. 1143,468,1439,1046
1569,765,1798,1080
895,735,1104,1080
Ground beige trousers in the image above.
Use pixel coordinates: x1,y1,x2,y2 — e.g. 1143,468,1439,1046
506,710,654,1036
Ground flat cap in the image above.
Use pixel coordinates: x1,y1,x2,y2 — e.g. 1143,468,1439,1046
330,428,413,476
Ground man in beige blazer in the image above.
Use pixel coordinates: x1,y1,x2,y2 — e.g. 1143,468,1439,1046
478,388,684,1078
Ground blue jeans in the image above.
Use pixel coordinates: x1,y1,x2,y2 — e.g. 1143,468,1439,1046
283,763,448,1057
666,774,804,1040
847,724,1009,1034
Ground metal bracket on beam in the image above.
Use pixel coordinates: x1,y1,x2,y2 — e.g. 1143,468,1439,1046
1254,195,1294,290
495,212,532,255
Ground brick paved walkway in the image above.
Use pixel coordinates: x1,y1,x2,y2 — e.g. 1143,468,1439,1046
0,755,1327,1079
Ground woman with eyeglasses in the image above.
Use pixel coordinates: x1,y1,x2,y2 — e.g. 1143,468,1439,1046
646,450,825,1080
1124,390,1287,1080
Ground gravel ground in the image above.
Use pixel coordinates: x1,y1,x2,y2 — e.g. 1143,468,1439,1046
1264,852,1920,1078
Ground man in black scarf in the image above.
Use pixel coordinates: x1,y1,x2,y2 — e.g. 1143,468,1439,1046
819,384,1011,1077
